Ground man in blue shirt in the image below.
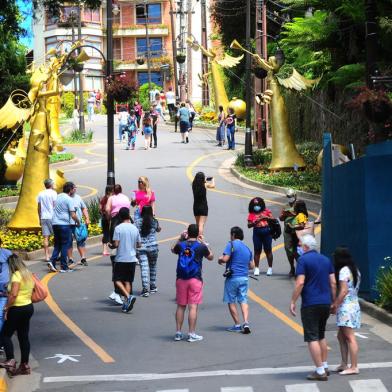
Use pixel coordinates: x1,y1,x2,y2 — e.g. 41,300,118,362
290,234,336,381
219,227,254,334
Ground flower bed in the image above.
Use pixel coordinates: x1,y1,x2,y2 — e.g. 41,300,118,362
49,152,75,164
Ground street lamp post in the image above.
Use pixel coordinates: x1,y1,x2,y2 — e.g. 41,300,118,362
77,3,86,136
143,0,152,100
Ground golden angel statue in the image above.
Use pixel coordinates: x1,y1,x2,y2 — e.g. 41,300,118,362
231,40,320,170
0,44,83,230
187,36,243,114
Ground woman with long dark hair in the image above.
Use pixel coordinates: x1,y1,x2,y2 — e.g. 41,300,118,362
135,206,161,297
100,185,113,256
0,255,34,376
192,172,215,239
332,247,361,375
247,197,274,276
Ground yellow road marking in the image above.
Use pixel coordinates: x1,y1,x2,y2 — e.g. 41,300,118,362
76,184,98,199
64,163,106,173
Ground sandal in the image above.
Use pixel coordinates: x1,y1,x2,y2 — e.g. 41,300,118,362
339,368,360,375
0,359,17,373
334,364,348,372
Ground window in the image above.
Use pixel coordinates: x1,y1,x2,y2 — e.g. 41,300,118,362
83,8,101,23
136,4,162,24
113,39,122,60
137,72,162,87
136,38,163,58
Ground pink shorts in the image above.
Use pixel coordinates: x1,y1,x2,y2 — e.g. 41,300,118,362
176,278,203,305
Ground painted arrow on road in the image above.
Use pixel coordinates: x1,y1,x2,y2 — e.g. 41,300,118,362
45,354,81,364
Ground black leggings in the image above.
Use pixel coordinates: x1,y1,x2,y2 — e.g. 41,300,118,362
2,304,34,363
150,124,157,147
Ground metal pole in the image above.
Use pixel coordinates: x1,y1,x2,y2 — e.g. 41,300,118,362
169,0,179,99
244,0,253,166
365,0,378,88
262,0,270,147
186,0,192,98
200,0,209,106
254,0,262,148
77,2,85,135
106,0,115,186
144,1,152,99
70,12,78,110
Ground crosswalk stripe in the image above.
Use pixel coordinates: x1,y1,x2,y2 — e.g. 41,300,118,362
157,390,189,392
350,379,389,392
221,388,254,392
285,384,320,392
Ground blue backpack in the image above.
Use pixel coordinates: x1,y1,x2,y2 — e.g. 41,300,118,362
177,241,201,279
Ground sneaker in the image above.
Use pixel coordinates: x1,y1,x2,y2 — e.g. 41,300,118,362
150,286,158,293
174,332,184,341
266,267,273,276
187,333,203,342
306,371,328,381
114,293,123,305
242,323,251,334
47,261,57,272
68,258,75,266
226,325,242,333
124,295,136,313
108,291,116,301
59,269,74,273
186,136,189,143
80,258,88,266
254,267,260,276
140,288,150,297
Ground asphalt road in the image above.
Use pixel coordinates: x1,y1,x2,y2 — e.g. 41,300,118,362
9,117,392,392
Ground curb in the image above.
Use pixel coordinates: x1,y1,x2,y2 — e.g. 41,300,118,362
0,369,7,392
0,196,18,205
230,165,322,203
49,157,78,167
15,234,103,261
359,299,392,327
62,142,95,147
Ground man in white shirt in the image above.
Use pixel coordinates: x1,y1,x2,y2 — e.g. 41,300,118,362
149,87,160,104
165,87,176,118
37,179,57,261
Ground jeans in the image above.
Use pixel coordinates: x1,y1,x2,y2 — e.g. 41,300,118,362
227,126,235,149
2,304,34,363
118,124,127,140
150,123,157,147
138,249,159,289
87,105,94,122
51,225,72,270
0,296,7,346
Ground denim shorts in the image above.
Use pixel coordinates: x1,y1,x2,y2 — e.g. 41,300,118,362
253,226,272,252
41,219,53,236
223,276,249,304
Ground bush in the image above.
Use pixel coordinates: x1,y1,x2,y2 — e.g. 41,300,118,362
0,207,13,226
49,152,74,164
199,106,217,122
61,91,89,118
0,230,47,252
376,259,392,311
0,185,20,198
86,196,101,225
138,82,162,110
63,129,93,144
88,223,102,236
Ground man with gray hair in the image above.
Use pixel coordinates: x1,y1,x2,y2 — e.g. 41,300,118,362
290,234,336,381
37,179,57,261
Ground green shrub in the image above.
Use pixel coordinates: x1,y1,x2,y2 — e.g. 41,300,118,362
0,207,13,226
61,91,89,118
85,196,101,225
49,152,74,164
297,142,322,167
376,259,392,311
63,129,93,144
0,184,20,198
138,82,161,110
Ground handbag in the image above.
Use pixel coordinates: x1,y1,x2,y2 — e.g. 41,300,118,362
223,241,234,278
75,222,88,242
31,274,48,303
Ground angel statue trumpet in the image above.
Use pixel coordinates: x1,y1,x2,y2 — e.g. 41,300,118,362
186,36,243,114
231,39,319,170
0,44,81,230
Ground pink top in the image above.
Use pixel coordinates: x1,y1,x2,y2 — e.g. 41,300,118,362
247,208,273,228
109,193,130,217
133,190,156,211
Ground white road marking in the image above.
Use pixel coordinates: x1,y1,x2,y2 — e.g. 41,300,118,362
221,387,254,392
285,384,320,392
157,390,189,392
43,362,392,383
350,379,389,392
354,332,369,339
45,354,81,364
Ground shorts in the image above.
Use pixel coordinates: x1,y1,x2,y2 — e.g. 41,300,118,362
253,226,272,252
180,121,189,133
223,277,249,304
144,126,152,135
301,305,331,342
70,225,86,248
112,262,136,283
41,219,53,236
176,278,203,305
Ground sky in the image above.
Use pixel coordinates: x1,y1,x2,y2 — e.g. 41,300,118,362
17,0,33,49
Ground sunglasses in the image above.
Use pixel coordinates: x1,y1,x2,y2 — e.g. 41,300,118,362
138,180,144,184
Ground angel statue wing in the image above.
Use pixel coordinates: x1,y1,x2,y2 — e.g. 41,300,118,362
276,68,320,91
0,90,34,131
215,52,244,69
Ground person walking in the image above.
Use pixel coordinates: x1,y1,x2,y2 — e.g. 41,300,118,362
87,92,95,122
127,109,138,150
166,87,176,119
150,104,159,148
95,89,102,112
192,172,215,239
131,176,156,220
0,255,34,376
142,111,153,150
135,206,161,297
48,182,80,273
289,200,313,259
111,208,140,313
171,224,213,342
155,92,165,122
174,101,180,132
37,178,57,261
100,185,113,256
218,227,254,333
118,107,130,141
68,185,90,267
247,197,274,276
290,234,336,381
216,105,226,147
106,184,131,305
226,107,236,150
178,102,190,143
279,188,297,276
332,247,361,375
186,99,196,131
134,101,143,129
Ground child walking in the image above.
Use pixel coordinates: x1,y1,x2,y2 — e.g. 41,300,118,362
128,110,138,150
143,111,153,150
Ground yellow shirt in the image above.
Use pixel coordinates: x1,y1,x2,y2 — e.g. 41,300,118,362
294,212,308,225
9,271,34,307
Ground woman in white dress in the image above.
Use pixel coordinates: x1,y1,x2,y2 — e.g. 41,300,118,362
332,247,361,375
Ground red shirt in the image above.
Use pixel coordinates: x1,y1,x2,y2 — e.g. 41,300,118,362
247,208,273,228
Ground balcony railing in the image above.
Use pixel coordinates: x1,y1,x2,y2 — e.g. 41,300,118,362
112,24,169,37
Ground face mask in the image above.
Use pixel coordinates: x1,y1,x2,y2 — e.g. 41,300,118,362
254,206,262,212
288,197,295,204
297,246,305,256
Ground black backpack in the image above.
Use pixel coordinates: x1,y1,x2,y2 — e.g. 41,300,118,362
268,218,282,240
